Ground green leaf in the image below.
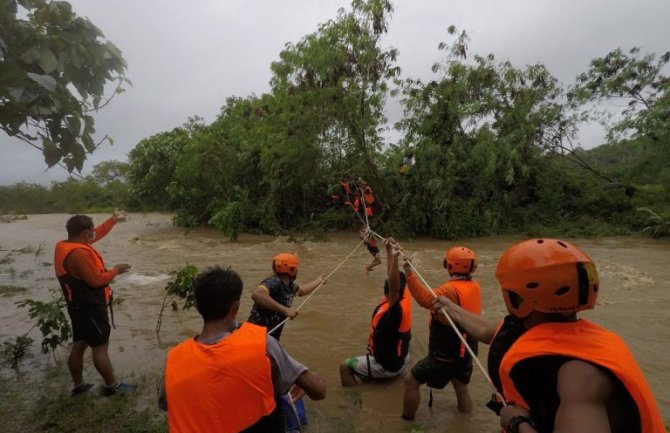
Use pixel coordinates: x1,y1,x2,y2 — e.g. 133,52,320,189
42,139,62,167
67,116,81,137
38,47,59,73
82,133,95,152
26,72,57,92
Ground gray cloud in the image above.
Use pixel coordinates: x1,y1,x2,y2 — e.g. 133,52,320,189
2,0,668,184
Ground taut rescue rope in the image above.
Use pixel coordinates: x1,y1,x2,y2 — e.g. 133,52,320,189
365,228,506,405
267,238,366,336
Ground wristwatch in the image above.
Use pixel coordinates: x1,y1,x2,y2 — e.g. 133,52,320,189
507,415,536,433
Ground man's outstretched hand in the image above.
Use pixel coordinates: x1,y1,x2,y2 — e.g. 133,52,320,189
113,208,126,222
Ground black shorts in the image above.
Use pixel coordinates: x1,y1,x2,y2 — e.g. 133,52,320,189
411,354,473,389
68,304,111,347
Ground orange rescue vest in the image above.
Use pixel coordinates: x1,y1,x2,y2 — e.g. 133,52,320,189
54,241,111,307
165,323,277,433
353,185,375,217
368,289,412,370
500,319,665,433
429,279,481,360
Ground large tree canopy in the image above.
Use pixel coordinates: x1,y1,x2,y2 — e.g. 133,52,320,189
0,0,128,172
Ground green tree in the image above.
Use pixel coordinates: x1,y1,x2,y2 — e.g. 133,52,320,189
90,159,128,185
0,0,129,172
270,0,400,194
127,127,191,210
569,48,670,221
165,0,401,234
395,28,570,237
569,47,670,144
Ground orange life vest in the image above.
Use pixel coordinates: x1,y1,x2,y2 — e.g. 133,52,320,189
368,288,412,372
500,319,665,433
165,323,277,433
429,279,481,360
351,184,375,217
54,240,111,307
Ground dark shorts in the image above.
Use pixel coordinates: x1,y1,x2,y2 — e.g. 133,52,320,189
365,237,380,256
69,304,111,347
411,354,473,389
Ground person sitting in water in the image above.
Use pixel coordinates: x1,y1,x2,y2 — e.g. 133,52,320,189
339,237,412,386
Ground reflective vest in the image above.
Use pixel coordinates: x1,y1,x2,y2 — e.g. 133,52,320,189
165,323,278,433
368,289,412,372
353,185,375,217
54,241,111,308
500,320,665,433
429,279,481,361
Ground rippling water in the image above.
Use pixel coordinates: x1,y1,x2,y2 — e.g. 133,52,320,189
1,213,668,432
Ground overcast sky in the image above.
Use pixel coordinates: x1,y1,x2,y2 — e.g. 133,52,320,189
2,0,669,185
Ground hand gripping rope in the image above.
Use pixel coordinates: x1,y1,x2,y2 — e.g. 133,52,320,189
267,238,367,336
279,189,506,406
365,227,507,406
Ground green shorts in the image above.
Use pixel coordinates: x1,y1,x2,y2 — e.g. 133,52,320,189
410,353,473,389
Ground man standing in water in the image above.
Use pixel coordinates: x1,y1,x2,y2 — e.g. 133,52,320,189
401,246,481,420
247,252,325,340
54,210,134,396
159,266,326,433
435,239,665,433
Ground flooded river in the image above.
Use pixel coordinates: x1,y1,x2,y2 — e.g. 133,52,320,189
1,213,668,432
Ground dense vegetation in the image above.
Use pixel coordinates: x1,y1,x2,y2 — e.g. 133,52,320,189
1,0,668,239
0,0,129,172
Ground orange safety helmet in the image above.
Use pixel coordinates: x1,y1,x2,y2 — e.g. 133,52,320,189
443,246,477,275
272,253,299,278
495,239,599,318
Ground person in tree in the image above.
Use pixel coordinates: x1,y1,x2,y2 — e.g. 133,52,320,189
339,237,412,386
399,146,416,175
247,253,326,341
434,239,665,433
331,175,381,274
401,246,482,420
53,210,135,396
159,266,326,433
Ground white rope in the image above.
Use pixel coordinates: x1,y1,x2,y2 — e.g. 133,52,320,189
359,185,371,229
286,395,304,433
366,228,506,404
268,238,367,336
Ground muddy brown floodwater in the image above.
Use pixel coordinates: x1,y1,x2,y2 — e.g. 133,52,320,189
1,213,668,432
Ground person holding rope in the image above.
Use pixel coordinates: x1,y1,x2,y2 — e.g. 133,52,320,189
401,246,482,420
339,237,412,386
247,252,326,341
434,239,665,433
159,266,326,433
331,176,381,274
